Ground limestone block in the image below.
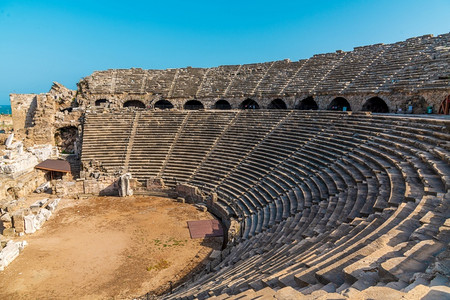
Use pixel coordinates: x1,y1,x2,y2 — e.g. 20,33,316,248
380,256,427,282
2,228,15,237
4,133,14,148
28,144,53,162
83,179,101,194
24,215,37,234
0,213,11,223
209,250,221,261
35,213,46,230
31,198,49,209
11,212,25,233
39,208,52,221
35,182,51,194
274,286,303,300
46,198,60,212
0,241,19,271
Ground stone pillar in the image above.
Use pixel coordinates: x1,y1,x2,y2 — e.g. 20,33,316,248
118,173,133,197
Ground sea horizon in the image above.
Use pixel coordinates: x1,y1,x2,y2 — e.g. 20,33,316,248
0,104,12,114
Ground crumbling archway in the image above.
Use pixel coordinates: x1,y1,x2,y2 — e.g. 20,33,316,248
95,99,109,107
268,99,287,109
124,100,145,109
296,96,318,110
239,99,260,110
184,100,204,110
55,126,78,154
328,97,352,111
362,97,389,113
154,100,174,110
214,100,232,110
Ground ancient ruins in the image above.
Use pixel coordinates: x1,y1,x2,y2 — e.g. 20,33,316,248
1,33,449,298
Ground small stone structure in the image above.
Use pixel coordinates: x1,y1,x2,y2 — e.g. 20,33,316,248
175,184,205,203
118,173,133,197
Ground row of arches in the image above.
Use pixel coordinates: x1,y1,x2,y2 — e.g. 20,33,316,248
95,97,390,113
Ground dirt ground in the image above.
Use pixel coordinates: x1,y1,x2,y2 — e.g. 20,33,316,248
0,195,222,299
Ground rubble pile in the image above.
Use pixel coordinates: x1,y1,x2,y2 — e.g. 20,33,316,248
0,198,61,237
0,133,56,178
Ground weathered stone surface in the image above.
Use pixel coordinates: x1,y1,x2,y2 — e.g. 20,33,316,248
39,208,52,221
118,173,133,197
0,213,11,223
380,257,428,282
274,286,303,299
46,198,61,212
11,211,25,233
2,228,15,237
0,240,27,271
4,133,14,148
24,215,37,234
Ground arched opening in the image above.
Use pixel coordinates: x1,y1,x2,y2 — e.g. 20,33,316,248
214,100,232,110
328,97,351,111
123,100,145,109
95,99,109,107
154,100,174,110
239,99,260,110
184,100,204,110
362,97,389,113
268,99,287,109
296,96,318,110
55,126,78,154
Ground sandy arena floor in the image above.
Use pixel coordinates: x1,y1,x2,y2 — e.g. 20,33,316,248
0,195,222,299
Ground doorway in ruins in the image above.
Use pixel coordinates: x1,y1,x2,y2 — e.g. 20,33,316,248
184,100,204,110
328,97,352,111
154,100,174,110
268,99,287,109
296,96,318,110
362,97,389,113
239,99,260,109
95,99,110,107
123,100,145,109
55,126,78,154
214,100,232,110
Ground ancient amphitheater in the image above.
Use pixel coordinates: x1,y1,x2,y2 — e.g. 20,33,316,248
2,33,450,299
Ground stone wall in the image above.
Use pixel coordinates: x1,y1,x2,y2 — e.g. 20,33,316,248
10,94,37,133
76,33,450,113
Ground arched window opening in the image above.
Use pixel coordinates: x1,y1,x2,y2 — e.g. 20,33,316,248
268,99,287,109
239,99,260,110
123,100,145,109
296,96,318,110
362,97,389,113
214,100,232,110
328,97,352,111
154,100,174,110
184,100,204,110
95,99,109,107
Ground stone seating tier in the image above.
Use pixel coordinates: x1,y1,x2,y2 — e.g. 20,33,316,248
79,110,450,299
79,33,450,99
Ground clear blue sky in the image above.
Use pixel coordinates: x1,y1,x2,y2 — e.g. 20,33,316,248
0,0,449,105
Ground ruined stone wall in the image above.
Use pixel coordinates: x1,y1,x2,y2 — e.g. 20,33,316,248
9,82,82,151
10,94,37,134
77,33,450,113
